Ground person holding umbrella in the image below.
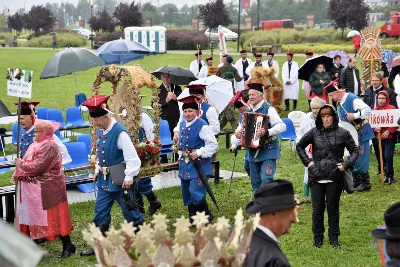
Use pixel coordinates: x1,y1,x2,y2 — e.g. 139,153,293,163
176,95,218,222
309,63,331,103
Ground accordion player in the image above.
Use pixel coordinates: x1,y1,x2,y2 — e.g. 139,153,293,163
241,112,270,149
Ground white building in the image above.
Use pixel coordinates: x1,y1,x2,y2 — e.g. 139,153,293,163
365,0,399,8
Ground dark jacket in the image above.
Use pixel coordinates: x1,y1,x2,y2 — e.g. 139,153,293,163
387,260,400,267
156,83,182,136
329,63,344,80
388,65,400,89
296,104,359,185
309,71,331,96
363,85,398,109
381,62,389,78
216,64,243,82
246,228,291,267
339,67,361,95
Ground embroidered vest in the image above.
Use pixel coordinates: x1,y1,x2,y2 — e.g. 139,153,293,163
178,119,213,180
245,102,280,162
96,122,127,192
19,129,33,158
200,102,211,124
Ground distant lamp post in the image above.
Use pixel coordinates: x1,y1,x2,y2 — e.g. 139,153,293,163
90,0,94,49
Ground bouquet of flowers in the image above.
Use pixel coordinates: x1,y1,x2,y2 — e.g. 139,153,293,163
136,139,161,167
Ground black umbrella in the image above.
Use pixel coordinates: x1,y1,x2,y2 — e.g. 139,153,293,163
298,55,334,82
0,100,11,118
152,65,197,85
40,47,105,89
193,159,219,211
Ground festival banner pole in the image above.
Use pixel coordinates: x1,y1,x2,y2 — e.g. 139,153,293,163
378,131,384,183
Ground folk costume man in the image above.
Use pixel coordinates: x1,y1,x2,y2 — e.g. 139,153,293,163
246,180,298,267
328,85,375,192
80,95,144,257
174,84,220,139
135,111,162,215
234,49,253,91
234,83,286,192
230,90,251,177
15,101,71,164
246,53,268,81
282,51,300,111
264,50,279,78
177,95,218,222
216,55,243,86
198,56,214,79
189,51,206,78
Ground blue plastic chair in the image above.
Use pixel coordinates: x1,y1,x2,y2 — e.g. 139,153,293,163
47,109,70,130
78,93,87,104
0,157,11,174
64,142,89,169
74,94,80,107
281,118,297,156
77,134,92,156
66,107,90,127
36,108,49,120
55,129,70,143
160,120,173,146
12,123,23,145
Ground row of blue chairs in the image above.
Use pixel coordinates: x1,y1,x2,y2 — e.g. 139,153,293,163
37,107,90,130
12,123,70,145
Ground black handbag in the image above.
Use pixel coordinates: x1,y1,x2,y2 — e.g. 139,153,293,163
322,132,354,194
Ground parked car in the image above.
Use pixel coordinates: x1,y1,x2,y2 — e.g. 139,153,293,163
259,19,294,30
380,13,400,38
314,23,333,29
72,28,96,40
205,26,238,42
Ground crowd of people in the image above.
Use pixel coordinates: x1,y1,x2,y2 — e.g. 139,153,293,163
9,48,400,266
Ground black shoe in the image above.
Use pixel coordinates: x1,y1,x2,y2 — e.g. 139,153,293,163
352,173,361,188
355,172,372,192
80,248,95,257
145,192,162,216
188,204,196,224
135,189,145,214
59,243,76,258
313,240,323,248
330,240,341,249
33,238,47,245
196,200,214,223
384,177,389,184
388,177,394,184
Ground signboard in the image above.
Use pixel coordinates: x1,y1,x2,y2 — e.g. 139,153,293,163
242,0,250,10
369,109,400,128
7,68,33,99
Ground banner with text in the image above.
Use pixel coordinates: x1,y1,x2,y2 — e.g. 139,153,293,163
369,109,400,128
6,68,33,99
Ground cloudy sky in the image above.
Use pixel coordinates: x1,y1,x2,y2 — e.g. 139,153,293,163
5,0,218,14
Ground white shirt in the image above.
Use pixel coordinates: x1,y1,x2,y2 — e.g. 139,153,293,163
257,225,279,243
198,65,209,79
340,93,371,120
95,118,141,182
296,112,315,155
141,112,154,141
189,60,206,78
174,103,220,135
232,100,286,148
183,117,218,158
353,68,359,95
263,60,280,78
26,127,72,166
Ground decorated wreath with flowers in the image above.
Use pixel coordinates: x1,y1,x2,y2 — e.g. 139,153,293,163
90,64,163,177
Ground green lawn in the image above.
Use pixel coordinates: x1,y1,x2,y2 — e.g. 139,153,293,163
0,49,399,267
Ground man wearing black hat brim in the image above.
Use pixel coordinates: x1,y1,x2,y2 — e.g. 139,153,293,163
189,51,206,78
372,202,400,266
246,180,298,267
234,49,253,91
176,95,218,222
234,83,286,192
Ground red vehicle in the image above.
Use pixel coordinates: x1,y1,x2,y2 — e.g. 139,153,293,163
380,14,400,38
259,19,294,30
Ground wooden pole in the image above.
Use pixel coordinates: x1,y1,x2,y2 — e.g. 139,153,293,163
378,131,384,183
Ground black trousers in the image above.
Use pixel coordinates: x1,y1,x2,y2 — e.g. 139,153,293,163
310,182,343,241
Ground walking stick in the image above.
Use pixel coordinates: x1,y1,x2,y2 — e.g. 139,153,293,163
227,148,239,195
378,131,384,183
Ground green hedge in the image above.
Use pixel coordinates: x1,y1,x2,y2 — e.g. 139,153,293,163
24,33,87,48
0,32,12,41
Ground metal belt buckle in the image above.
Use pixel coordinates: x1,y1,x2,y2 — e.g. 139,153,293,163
102,167,110,176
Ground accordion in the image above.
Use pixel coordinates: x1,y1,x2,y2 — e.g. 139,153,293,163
241,112,269,149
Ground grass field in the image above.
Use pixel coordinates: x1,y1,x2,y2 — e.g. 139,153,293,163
0,48,399,267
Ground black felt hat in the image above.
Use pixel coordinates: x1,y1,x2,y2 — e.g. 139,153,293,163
372,202,400,240
246,180,297,214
